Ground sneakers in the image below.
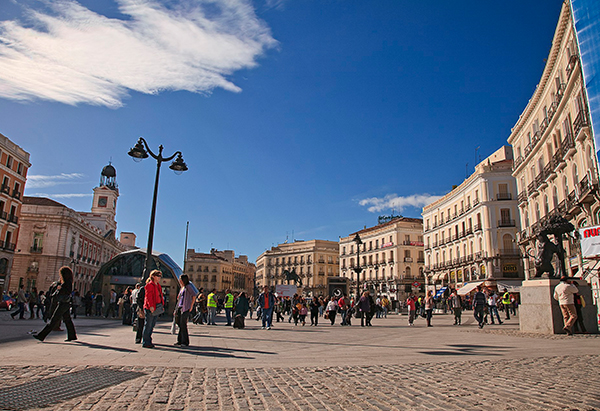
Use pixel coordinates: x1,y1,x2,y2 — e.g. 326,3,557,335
266,326,271,330
564,327,573,336
261,326,265,329
32,334,44,342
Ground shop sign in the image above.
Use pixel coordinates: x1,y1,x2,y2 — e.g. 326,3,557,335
502,264,518,273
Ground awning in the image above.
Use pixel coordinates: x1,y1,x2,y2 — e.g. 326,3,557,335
457,281,484,296
496,280,523,293
434,286,448,298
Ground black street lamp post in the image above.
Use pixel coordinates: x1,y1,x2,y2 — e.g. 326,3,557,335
353,233,363,300
128,137,188,281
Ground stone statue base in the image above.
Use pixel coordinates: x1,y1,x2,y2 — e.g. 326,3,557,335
519,279,598,334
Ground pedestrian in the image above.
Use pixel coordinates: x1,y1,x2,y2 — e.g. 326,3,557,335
94,292,104,316
572,281,587,333
553,276,578,335
28,287,38,319
105,289,117,318
234,291,250,318
10,284,27,320
121,287,133,325
318,296,325,317
472,285,487,328
326,297,338,325
501,288,511,320
224,288,234,326
193,288,207,324
134,284,146,344
71,290,81,319
381,295,390,318
309,296,320,326
33,266,77,342
449,290,462,325
487,290,503,325
36,290,46,320
206,288,218,325
424,290,434,327
83,291,93,317
174,274,197,347
299,303,308,326
358,291,371,327
258,285,276,330
338,294,350,325
406,294,417,326
375,295,382,319
142,270,165,348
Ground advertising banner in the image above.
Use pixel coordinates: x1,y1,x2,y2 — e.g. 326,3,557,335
275,284,297,297
579,225,600,258
571,0,600,165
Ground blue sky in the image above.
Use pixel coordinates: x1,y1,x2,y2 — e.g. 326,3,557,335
0,0,563,266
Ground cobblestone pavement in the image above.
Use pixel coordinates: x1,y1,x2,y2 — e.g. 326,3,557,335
0,355,599,411
1,312,600,410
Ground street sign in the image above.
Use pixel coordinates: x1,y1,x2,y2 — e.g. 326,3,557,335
412,281,421,288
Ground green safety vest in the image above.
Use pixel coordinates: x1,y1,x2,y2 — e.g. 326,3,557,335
207,293,217,308
225,293,234,308
502,292,511,305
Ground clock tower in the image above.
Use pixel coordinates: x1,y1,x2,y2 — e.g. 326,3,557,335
90,163,119,233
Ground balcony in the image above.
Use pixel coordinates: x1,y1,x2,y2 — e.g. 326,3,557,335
498,219,516,227
0,185,9,195
562,131,576,158
574,109,590,141
7,214,18,224
518,191,527,204
472,198,480,207
27,266,39,273
497,193,512,201
499,249,520,257
3,242,15,251
474,223,482,232
417,258,425,264
11,190,20,200
30,246,43,253
566,53,579,77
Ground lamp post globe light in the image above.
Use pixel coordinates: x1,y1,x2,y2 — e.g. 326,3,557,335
353,233,363,300
128,137,188,281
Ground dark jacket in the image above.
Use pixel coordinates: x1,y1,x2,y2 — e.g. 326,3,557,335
234,296,250,316
257,292,276,310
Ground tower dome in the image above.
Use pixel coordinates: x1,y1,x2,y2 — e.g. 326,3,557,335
100,162,118,190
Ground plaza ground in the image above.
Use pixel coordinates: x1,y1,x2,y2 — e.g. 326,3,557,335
0,310,599,410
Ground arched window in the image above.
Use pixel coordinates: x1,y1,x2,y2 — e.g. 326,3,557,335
405,266,411,278
564,176,569,198
553,186,559,209
544,195,549,215
573,164,579,190
535,202,541,221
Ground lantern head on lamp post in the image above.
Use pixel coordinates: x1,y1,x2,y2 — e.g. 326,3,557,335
128,137,187,281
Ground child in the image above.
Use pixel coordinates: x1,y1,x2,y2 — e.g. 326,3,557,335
299,303,308,326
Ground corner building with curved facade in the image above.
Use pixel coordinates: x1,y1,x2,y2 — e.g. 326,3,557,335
508,2,600,279
423,146,522,289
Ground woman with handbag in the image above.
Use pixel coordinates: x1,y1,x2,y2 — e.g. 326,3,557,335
174,275,196,346
33,266,77,342
142,270,164,348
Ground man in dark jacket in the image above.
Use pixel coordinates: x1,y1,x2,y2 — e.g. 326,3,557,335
257,286,276,330
472,285,487,329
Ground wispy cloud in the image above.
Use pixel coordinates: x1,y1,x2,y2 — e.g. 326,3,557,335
359,194,442,213
32,192,92,199
0,0,277,107
26,173,85,188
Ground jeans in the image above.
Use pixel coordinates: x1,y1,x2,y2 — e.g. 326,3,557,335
408,309,416,324
474,305,485,326
177,310,190,345
262,307,273,328
225,307,232,325
311,311,319,325
207,307,217,324
339,309,347,325
425,309,433,326
489,306,502,324
11,302,25,319
142,309,158,346
503,304,510,319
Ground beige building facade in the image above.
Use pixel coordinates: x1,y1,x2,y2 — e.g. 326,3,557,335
0,133,30,295
184,248,255,295
423,146,522,289
255,240,339,296
508,3,600,279
10,164,132,294
339,217,425,303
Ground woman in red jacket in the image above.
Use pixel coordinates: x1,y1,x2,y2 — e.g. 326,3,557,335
142,270,164,348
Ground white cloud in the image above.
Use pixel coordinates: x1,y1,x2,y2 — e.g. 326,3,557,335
359,193,442,213
26,173,85,188
0,0,277,107
32,192,92,199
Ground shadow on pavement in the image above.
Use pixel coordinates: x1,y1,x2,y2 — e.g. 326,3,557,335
419,344,514,356
71,341,138,353
153,344,275,359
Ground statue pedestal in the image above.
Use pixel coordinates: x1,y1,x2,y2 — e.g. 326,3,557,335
519,279,598,334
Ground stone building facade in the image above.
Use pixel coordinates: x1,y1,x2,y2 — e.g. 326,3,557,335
255,240,339,296
507,3,600,279
423,146,522,289
10,164,132,294
339,217,425,303
184,248,255,295
0,133,30,295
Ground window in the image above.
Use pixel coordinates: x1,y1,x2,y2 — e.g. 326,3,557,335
6,155,12,169
17,162,23,175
